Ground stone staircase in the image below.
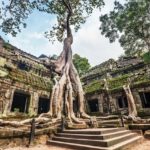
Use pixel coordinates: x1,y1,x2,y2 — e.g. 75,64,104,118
47,128,143,150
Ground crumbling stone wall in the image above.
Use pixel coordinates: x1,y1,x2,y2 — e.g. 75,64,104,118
0,37,53,117
83,56,150,117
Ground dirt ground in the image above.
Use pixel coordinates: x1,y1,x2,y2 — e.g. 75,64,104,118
2,139,150,150
2,145,71,150
127,139,150,150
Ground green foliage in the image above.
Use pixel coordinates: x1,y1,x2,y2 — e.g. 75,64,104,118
84,80,104,94
84,72,150,94
108,74,130,90
0,0,104,42
73,54,91,76
50,54,58,60
142,52,150,63
100,0,150,55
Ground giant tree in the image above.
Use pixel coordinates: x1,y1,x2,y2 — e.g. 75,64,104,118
0,0,104,123
100,0,150,56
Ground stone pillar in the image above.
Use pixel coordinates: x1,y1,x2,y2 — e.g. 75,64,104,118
7,88,15,113
108,94,116,113
98,94,103,113
3,88,15,115
28,92,39,116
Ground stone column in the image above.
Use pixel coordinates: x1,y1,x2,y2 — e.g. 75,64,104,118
7,88,15,113
28,92,39,116
108,94,116,113
98,94,103,113
3,88,15,115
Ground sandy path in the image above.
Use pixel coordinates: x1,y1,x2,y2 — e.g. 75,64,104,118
3,139,150,150
3,145,71,150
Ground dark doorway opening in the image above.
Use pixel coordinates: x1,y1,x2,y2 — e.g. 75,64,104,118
117,96,128,108
38,97,50,114
88,99,99,113
11,92,30,113
139,92,150,108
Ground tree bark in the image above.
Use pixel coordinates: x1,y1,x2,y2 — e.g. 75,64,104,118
123,84,137,119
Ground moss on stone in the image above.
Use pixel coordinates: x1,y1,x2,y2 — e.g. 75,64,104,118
84,73,150,94
108,74,130,90
142,52,150,63
8,68,53,91
84,80,104,93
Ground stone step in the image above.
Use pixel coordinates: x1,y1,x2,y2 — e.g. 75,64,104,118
47,135,142,150
47,140,109,150
96,115,119,120
62,128,125,135
99,120,120,124
110,135,143,150
52,133,137,147
99,124,119,128
56,130,130,140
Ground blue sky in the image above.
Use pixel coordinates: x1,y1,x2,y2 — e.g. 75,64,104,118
0,0,124,66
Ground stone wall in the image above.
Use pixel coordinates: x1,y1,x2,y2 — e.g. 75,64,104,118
0,37,53,117
83,56,150,117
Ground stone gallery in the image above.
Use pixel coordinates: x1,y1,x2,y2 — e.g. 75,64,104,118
83,56,150,117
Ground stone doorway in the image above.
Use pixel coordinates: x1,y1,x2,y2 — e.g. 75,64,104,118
38,97,50,114
139,92,150,108
88,99,99,113
117,96,128,108
11,92,30,113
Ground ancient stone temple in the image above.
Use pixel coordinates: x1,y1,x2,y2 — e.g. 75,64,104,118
0,37,148,149
82,56,150,117
0,37,53,116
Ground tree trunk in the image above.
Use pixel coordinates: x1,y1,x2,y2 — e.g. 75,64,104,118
123,84,137,119
49,1,90,123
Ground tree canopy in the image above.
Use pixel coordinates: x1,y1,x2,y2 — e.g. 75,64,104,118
0,0,104,42
73,53,91,76
100,0,150,56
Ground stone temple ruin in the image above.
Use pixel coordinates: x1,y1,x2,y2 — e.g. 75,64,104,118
82,57,150,118
0,37,53,116
0,36,150,149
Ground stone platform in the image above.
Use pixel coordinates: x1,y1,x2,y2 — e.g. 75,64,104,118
47,128,143,150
